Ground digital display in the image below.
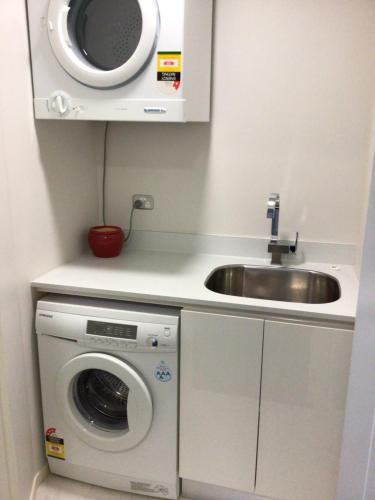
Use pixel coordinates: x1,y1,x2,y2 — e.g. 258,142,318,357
86,321,137,340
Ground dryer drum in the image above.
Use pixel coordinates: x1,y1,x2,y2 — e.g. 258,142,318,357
67,0,143,71
73,369,130,431
46,0,160,89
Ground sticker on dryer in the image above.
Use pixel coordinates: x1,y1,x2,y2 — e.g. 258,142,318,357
154,361,172,382
45,427,65,460
157,52,182,92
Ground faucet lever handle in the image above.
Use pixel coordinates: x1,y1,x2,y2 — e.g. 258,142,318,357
290,232,299,253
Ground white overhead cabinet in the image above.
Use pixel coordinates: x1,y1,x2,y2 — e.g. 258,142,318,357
256,321,353,500
179,311,353,500
179,310,263,492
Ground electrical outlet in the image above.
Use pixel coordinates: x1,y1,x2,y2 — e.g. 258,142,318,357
132,194,154,210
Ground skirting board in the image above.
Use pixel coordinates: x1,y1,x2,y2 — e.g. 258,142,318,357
182,479,280,500
29,473,277,500
29,465,49,500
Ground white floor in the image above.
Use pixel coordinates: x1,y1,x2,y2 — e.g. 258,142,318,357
35,475,190,500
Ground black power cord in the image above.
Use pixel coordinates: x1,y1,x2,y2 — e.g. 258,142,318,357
125,200,142,243
101,122,141,243
102,121,109,226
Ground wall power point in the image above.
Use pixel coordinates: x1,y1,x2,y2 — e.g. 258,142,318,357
132,194,154,210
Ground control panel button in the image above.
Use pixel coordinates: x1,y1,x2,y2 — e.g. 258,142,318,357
164,328,171,337
147,337,159,347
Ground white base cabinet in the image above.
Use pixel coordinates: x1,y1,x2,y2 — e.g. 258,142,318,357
256,321,353,500
179,310,353,500
179,310,264,492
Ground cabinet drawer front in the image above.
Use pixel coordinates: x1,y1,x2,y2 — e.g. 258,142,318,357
256,321,353,500
179,310,263,493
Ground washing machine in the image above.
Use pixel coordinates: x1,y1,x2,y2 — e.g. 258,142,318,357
36,294,180,499
27,0,213,121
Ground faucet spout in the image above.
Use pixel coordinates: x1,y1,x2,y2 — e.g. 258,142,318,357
267,193,280,242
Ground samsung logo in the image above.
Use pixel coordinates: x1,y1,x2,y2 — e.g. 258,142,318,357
39,313,53,319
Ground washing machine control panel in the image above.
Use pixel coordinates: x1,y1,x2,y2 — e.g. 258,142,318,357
87,320,138,340
81,319,178,353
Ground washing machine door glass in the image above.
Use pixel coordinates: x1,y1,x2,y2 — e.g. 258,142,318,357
57,353,153,452
73,369,130,431
47,0,159,88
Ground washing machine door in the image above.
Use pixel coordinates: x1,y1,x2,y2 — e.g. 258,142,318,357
56,352,153,451
47,0,159,88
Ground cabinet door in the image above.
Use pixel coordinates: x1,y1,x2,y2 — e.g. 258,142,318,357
256,321,353,500
179,310,263,492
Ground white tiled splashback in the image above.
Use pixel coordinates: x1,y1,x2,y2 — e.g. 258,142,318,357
125,230,356,266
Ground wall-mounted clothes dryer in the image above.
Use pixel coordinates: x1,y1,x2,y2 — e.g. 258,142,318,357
27,0,213,121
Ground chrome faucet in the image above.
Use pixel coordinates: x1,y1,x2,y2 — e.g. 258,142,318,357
267,193,280,242
266,193,298,265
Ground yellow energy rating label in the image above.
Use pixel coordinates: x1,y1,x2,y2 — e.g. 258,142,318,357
45,427,65,460
157,52,182,87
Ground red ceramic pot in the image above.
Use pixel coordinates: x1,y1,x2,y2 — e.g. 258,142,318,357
88,226,124,258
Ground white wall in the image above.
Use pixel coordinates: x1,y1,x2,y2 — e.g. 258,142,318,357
0,1,98,498
106,0,375,246
0,380,11,500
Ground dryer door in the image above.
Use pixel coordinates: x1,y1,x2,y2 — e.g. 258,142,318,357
56,352,153,451
47,0,159,88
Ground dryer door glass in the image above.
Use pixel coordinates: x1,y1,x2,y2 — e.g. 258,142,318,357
47,0,159,88
68,0,143,71
73,369,129,431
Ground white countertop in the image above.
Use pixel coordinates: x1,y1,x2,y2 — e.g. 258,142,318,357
31,249,358,325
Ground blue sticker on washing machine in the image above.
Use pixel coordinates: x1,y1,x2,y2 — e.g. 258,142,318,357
154,361,172,382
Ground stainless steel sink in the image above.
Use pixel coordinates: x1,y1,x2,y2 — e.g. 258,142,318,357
205,266,341,304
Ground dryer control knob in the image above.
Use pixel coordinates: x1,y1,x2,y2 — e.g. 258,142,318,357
49,92,72,117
